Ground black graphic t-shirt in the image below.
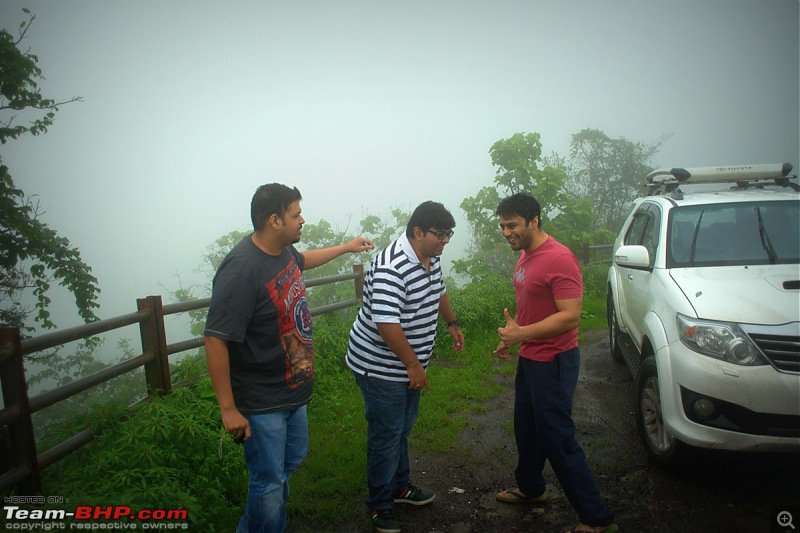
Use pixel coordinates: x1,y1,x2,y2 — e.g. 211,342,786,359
204,235,314,413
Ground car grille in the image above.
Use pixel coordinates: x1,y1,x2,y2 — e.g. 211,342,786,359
747,332,800,373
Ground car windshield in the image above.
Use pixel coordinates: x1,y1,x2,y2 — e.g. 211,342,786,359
667,200,799,267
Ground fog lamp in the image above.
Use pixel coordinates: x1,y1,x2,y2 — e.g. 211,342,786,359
692,398,717,420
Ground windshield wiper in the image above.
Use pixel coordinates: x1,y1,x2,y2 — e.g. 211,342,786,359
687,210,705,266
755,207,778,264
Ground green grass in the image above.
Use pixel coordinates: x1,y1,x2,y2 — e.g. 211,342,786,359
34,295,606,532
580,295,607,335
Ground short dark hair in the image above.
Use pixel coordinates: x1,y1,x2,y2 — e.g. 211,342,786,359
406,201,456,238
251,183,302,230
496,193,542,228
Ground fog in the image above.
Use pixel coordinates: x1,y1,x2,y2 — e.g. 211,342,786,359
1,0,798,336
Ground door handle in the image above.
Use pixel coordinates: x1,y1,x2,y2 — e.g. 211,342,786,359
627,274,634,281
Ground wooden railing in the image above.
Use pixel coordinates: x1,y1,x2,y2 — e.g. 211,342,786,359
0,265,364,495
581,243,614,265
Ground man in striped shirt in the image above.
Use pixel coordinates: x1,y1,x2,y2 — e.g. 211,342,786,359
346,201,464,533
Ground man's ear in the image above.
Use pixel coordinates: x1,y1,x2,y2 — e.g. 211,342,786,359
269,213,282,229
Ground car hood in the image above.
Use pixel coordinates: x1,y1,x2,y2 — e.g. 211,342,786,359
669,265,800,324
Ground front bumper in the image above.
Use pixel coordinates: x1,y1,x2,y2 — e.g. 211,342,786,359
656,340,800,451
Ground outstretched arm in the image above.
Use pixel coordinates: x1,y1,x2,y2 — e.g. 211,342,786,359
301,237,374,270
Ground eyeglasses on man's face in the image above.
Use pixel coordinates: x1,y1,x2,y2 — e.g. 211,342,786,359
424,228,454,241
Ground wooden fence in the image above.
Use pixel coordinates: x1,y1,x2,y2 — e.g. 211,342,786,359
0,265,364,495
581,243,614,265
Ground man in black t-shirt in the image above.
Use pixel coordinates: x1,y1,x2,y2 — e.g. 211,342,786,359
204,183,373,533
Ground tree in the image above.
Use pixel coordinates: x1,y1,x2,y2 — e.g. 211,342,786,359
455,132,568,281
568,128,667,232
169,208,410,342
0,10,98,332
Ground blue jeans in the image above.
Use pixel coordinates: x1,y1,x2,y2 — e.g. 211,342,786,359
354,372,421,511
514,348,615,527
237,406,309,533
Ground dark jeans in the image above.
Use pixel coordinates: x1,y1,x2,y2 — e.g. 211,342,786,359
354,372,421,511
514,348,615,527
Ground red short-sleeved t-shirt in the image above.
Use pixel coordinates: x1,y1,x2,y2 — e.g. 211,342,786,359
513,236,583,362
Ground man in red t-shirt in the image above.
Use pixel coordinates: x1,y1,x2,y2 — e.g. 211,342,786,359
492,193,617,533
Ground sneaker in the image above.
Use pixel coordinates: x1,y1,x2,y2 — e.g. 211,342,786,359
393,482,435,506
370,509,401,533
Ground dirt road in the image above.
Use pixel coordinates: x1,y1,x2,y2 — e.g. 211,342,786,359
348,330,799,533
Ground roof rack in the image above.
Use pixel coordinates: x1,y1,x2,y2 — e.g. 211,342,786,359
645,163,797,197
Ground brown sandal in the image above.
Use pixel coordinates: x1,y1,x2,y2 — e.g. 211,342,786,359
496,487,548,504
562,524,618,533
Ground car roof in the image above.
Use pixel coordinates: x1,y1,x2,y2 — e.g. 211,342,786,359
664,186,800,207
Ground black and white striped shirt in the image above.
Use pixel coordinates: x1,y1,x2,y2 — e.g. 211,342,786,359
346,233,445,382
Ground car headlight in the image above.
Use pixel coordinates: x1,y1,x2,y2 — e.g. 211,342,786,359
676,314,767,366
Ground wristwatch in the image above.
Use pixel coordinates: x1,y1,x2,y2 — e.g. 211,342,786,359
446,319,459,328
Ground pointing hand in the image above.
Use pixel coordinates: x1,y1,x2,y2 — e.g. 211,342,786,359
347,237,375,252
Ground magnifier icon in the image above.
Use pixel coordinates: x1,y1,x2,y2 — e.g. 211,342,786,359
778,511,795,530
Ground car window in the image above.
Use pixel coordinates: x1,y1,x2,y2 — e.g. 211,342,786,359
667,200,799,267
624,208,649,246
640,213,657,268
623,204,659,269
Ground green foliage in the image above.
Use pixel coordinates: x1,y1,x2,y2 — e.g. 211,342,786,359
42,380,246,529
455,128,664,285
581,262,610,301
0,10,81,142
0,164,100,330
444,272,515,338
0,11,97,331
579,294,607,333
455,132,570,281
35,292,609,531
548,196,615,257
568,127,666,232
168,209,410,336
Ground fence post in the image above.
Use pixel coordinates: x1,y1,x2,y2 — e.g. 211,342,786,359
0,327,41,494
137,296,172,397
582,242,591,264
352,264,364,301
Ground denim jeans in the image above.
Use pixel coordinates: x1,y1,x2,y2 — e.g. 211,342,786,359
354,372,421,511
514,348,615,527
236,406,309,533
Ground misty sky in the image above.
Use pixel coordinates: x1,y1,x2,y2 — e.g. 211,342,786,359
1,0,798,333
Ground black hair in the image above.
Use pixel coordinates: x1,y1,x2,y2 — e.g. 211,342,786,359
495,193,542,228
405,201,456,238
250,183,302,230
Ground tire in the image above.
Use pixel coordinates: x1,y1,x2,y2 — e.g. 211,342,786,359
634,357,689,472
607,291,624,363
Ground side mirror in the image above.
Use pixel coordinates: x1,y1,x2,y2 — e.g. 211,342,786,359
613,245,651,269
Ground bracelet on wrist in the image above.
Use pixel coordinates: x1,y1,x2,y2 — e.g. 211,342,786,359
405,361,420,369
446,319,459,328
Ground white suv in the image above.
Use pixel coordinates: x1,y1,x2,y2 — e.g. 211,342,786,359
606,163,800,470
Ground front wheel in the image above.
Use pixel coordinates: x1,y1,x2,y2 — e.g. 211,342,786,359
635,357,689,471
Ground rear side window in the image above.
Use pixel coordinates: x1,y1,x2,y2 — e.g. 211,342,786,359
667,201,799,267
